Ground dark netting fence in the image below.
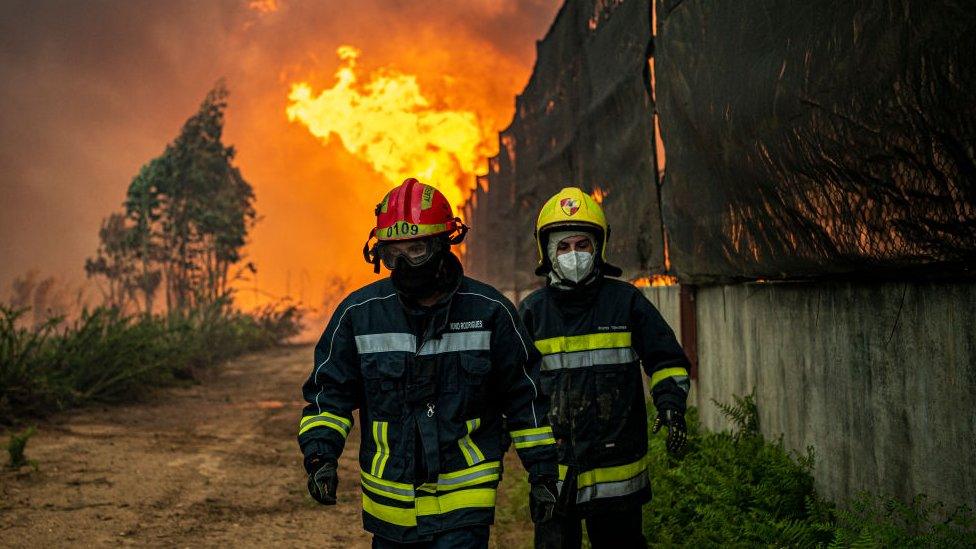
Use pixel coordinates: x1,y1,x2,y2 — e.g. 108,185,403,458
657,0,976,283
465,0,661,293
464,0,976,289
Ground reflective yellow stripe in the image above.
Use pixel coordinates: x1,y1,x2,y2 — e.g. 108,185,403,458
558,464,568,481
458,418,486,466
298,411,352,437
370,421,390,477
415,488,496,516
576,455,648,489
362,464,499,526
510,426,552,438
534,332,632,355
362,492,417,527
649,367,690,390
510,425,556,449
361,471,414,502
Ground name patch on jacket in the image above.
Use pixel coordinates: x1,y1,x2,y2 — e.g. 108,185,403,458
450,320,484,330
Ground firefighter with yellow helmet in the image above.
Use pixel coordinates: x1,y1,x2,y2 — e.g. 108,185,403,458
518,187,691,548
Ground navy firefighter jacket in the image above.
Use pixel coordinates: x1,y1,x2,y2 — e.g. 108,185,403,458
299,275,557,542
519,276,690,514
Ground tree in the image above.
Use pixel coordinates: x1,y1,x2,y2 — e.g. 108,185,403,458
84,213,139,312
86,81,257,314
124,158,166,314
152,82,257,311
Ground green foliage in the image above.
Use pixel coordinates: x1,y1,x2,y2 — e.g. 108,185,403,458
491,390,975,546
830,493,976,548
711,392,759,438
6,425,37,469
644,394,835,546
87,82,257,314
0,301,302,422
642,393,976,547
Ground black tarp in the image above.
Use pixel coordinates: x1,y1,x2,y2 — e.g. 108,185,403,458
657,0,976,283
464,0,662,291
465,0,976,289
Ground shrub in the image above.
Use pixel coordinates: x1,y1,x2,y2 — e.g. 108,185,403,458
644,394,835,546
0,301,303,422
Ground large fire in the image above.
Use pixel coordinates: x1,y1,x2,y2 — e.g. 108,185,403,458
285,46,492,210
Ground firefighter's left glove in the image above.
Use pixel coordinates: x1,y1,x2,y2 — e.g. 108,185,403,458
529,480,558,523
306,457,339,505
652,407,687,456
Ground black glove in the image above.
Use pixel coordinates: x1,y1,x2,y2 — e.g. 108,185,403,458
306,457,338,505
652,407,687,456
529,480,558,523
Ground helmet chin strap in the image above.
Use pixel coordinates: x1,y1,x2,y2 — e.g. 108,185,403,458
448,219,469,245
362,229,381,274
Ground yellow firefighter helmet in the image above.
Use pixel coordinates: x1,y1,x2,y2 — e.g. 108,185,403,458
534,187,621,276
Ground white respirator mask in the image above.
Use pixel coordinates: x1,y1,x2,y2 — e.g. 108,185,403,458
554,250,595,283
547,230,597,284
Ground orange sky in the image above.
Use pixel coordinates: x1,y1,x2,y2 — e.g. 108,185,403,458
0,0,562,316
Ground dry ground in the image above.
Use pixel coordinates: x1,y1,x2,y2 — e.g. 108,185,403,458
0,345,534,548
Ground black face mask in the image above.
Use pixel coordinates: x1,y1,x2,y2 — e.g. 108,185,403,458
391,253,446,300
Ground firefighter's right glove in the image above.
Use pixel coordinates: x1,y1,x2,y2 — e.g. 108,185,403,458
306,457,338,505
529,480,559,523
652,407,688,456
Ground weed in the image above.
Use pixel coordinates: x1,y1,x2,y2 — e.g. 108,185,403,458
6,425,37,469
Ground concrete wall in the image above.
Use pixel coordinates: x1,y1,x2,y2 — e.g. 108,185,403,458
691,280,976,508
641,286,682,340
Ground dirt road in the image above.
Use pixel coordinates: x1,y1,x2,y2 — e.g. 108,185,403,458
0,346,368,547
0,345,533,548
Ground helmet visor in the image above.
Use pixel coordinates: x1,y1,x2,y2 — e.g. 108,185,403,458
376,238,442,270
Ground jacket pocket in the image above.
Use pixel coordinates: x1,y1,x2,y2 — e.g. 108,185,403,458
593,366,635,434
459,354,492,412
362,355,407,419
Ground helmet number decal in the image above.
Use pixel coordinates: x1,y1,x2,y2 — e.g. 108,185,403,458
386,222,420,238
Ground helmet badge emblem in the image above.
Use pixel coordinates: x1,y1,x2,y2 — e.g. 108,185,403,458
560,198,580,216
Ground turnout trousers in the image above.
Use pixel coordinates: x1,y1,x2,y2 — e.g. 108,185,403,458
534,472,646,549
372,525,489,549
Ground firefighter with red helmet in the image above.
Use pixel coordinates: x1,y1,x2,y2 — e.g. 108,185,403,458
298,178,558,547
521,187,691,548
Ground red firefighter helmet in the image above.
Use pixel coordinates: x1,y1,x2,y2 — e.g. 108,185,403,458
363,178,468,272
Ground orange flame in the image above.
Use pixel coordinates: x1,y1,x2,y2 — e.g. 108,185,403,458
633,275,678,287
591,186,608,204
285,46,491,210
247,0,277,13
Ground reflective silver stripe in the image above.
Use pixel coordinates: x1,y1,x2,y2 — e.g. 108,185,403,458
675,375,691,394
419,331,491,355
575,471,649,504
355,333,416,354
458,418,485,466
511,432,552,444
437,465,501,487
459,437,481,465
540,347,638,371
361,475,415,498
354,331,492,355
